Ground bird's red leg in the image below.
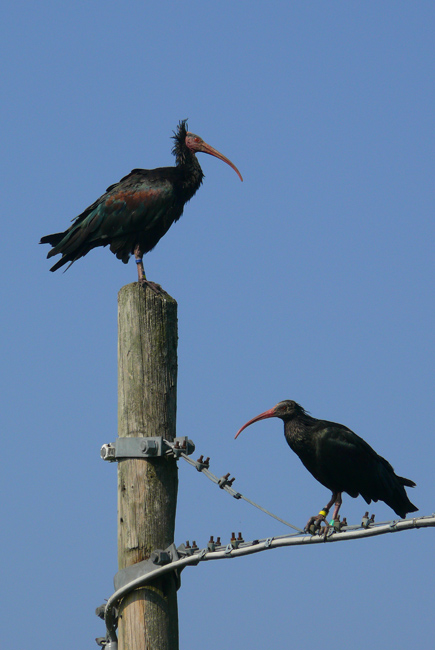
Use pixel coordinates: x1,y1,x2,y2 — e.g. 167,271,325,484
305,492,339,534
330,492,342,521
134,245,165,295
134,245,146,283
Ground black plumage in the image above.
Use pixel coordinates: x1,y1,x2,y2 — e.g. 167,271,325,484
40,120,242,282
235,400,417,525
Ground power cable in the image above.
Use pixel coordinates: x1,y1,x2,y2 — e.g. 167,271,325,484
102,514,435,646
180,451,305,532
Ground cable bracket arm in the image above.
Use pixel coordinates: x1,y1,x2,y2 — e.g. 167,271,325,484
100,436,195,461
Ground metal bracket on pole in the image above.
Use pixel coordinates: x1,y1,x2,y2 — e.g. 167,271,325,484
113,543,184,592
96,638,118,649
100,436,195,462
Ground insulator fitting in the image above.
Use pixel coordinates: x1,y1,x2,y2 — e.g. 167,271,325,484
361,512,370,528
170,436,195,458
195,455,210,471
218,473,234,489
230,531,244,549
332,516,347,533
181,541,195,556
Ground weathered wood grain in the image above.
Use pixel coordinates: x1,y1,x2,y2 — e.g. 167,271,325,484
117,283,178,650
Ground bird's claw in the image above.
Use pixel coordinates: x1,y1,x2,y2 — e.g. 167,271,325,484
138,279,167,295
305,513,330,536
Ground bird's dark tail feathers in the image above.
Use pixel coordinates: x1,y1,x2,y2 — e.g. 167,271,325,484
400,476,416,488
40,232,65,248
388,475,418,518
40,231,73,272
367,458,418,518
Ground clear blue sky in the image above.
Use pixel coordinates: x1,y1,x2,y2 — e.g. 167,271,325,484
1,2,434,648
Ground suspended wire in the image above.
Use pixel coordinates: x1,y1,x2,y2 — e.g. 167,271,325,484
103,514,435,644
101,438,435,645
180,451,305,533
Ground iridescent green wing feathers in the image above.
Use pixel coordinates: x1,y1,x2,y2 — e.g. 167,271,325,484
41,168,183,271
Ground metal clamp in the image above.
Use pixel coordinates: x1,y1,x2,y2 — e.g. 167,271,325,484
217,472,236,489
113,543,182,592
96,638,118,649
361,512,375,529
101,436,195,462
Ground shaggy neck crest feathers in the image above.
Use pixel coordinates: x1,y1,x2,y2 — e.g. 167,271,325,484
171,119,189,165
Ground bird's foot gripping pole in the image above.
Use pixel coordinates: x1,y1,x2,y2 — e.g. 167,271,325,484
134,246,165,295
305,508,330,536
305,493,343,536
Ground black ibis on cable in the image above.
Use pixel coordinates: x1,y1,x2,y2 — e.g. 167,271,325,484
40,120,242,289
235,400,418,531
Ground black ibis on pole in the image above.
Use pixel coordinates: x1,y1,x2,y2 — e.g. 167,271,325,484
40,120,242,288
235,400,418,531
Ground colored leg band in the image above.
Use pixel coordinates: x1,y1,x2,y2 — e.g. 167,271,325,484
318,509,328,517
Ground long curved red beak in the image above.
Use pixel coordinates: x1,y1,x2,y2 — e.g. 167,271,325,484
199,142,243,182
193,139,243,182
235,407,277,439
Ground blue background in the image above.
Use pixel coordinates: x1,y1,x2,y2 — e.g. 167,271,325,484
1,2,433,648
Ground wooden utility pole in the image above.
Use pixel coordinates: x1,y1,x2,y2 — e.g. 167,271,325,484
117,283,179,650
